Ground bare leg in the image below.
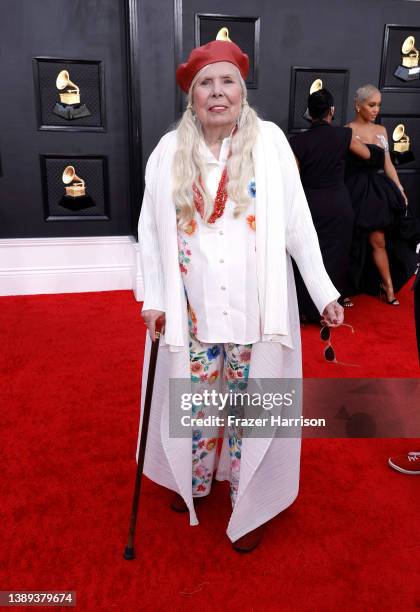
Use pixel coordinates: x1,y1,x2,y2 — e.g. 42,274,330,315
368,230,398,303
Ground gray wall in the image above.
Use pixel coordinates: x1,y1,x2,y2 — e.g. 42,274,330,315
137,0,177,166
0,0,130,238
138,0,420,216
240,0,420,124
139,0,420,136
1,0,419,239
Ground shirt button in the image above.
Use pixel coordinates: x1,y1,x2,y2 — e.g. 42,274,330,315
220,286,226,290
219,258,224,263
223,311,228,315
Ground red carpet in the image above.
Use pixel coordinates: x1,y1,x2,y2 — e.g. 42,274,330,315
1,282,419,611
301,278,419,377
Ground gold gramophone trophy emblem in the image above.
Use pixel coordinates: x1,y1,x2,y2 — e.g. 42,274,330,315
393,124,410,153
216,27,231,41
63,166,85,197
59,165,94,211
309,78,323,95
303,78,323,121
391,123,415,165
394,36,420,82
53,70,92,120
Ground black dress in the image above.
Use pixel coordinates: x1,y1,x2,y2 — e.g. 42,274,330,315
290,121,354,321
345,144,418,295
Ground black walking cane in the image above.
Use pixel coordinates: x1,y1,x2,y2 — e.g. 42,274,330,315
123,317,164,560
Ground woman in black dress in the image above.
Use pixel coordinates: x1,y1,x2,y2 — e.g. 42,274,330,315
345,84,417,304
290,89,370,322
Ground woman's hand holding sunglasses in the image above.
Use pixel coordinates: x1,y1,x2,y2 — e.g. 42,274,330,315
320,301,359,366
321,300,344,327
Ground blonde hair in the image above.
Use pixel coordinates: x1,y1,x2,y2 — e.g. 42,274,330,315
355,84,380,105
173,65,259,229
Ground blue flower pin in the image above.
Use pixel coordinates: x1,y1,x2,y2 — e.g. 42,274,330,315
248,180,256,198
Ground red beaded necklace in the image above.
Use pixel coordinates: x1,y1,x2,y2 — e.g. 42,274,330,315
193,167,228,224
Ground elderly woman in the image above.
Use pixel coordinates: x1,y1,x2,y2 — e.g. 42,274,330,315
137,31,343,553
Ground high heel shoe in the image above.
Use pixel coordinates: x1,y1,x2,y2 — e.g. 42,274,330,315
379,283,400,306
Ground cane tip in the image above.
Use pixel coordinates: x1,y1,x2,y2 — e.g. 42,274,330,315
123,546,136,560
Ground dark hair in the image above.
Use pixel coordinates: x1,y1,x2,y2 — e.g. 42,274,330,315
307,88,334,120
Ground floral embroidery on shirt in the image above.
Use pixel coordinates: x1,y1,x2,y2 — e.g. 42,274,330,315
248,180,256,198
246,215,256,231
185,218,197,235
178,234,191,274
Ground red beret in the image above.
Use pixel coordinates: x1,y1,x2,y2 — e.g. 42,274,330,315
176,40,249,93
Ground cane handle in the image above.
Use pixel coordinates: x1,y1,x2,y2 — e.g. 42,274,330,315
155,315,165,335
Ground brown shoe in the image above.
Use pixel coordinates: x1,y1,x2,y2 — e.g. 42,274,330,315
170,493,206,513
232,525,264,553
170,493,189,513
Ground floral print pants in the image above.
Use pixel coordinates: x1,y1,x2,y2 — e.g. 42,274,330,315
188,314,252,508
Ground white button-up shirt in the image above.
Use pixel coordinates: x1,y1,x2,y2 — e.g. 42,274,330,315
177,136,260,345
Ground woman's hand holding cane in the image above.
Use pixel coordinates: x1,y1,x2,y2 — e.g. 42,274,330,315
142,310,166,341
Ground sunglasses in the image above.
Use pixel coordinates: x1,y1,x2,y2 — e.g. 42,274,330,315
320,324,360,367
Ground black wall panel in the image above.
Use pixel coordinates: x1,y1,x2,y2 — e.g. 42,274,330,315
33,58,105,131
379,115,420,170
380,24,420,92
40,155,110,220
288,67,350,133
195,14,260,88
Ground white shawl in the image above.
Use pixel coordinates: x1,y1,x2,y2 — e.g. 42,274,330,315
139,119,339,351
137,119,339,541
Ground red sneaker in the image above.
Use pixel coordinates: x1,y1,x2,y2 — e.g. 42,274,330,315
388,452,420,475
